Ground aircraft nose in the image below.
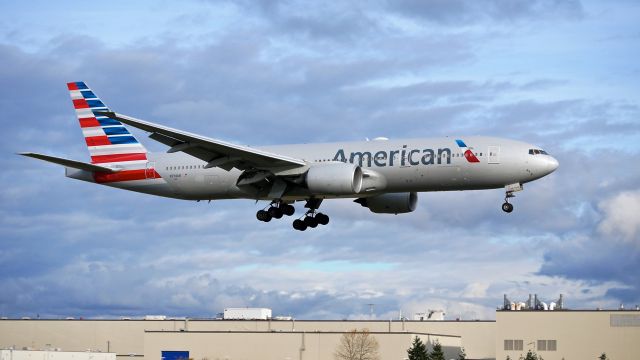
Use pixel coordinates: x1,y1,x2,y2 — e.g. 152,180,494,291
544,156,559,174
549,156,559,172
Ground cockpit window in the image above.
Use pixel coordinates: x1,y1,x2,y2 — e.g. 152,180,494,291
529,149,549,155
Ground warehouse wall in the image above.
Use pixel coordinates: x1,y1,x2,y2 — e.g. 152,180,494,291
143,331,461,360
495,310,640,360
0,319,493,360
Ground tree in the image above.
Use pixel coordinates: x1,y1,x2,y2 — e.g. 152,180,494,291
598,353,608,360
457,347,466,360
523,350,543,360
334,328,380,360
407,336,429,360
430,341,445,360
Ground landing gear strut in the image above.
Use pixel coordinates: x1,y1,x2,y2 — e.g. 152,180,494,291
501,183,523,214
292,198,330,231
257,200,295,222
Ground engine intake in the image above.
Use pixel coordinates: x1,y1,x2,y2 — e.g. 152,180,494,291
306,163,363,195
355,192,418,214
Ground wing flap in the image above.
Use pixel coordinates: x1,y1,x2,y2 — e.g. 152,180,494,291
98,112,306,171
20,152,119,173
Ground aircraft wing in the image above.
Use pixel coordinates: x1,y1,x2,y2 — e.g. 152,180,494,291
19,152,119,173
97,112,307,171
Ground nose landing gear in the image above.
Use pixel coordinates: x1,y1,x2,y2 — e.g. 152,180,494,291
501,183,523,213
502,183,524,214
501,198,514,213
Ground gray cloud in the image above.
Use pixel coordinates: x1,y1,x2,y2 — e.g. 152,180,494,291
387,0,584,25
1,0,639,320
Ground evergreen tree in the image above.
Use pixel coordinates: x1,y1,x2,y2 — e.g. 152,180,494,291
523,350,543,360
430,341,445,360
407,336,429,360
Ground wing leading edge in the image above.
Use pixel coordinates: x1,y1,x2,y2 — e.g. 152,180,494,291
97,112,307,172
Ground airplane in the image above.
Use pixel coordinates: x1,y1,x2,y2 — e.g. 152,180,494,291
21,82,559,231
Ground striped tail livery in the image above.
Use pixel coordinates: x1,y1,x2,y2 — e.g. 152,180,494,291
66,82,160,184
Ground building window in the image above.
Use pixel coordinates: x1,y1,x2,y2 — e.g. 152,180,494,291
537,340,547,351
537,340,556,351
504,339,524,351
611,314,640,326
514,340,523,351
504,340,513,351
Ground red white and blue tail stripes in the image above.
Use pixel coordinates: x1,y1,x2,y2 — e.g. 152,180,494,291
67,81,160,183
68,81,148,165
455,139,480,163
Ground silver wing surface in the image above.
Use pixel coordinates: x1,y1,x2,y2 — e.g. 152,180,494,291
98,112,306,172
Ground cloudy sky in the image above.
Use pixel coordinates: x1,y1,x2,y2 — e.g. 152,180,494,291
1,0,639,320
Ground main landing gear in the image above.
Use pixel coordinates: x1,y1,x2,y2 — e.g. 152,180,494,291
292,212,330,231
256,198,330,230
256,200,295,222
292,198,330,231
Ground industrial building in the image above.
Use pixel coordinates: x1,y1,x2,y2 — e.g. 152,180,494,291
1,310,638,360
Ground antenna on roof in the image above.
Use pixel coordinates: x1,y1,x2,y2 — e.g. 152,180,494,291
366,303,375,319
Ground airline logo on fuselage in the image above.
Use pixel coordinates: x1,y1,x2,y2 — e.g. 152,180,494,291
333,145,453,168
333,139,480,168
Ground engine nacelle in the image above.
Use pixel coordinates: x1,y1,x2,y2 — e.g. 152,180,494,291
306,163,363,195
355,192,418,214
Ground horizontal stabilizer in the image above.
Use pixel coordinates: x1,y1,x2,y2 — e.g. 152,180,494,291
19,152,119,173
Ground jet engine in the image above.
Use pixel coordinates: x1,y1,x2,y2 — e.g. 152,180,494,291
306,163,363,195
355,192,418,214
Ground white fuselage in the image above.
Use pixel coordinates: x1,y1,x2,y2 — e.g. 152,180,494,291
76,136,558,201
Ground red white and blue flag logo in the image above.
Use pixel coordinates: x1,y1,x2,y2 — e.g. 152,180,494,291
456,139,480,163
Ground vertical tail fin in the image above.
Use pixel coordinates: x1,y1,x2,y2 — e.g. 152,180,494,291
67,81,148,166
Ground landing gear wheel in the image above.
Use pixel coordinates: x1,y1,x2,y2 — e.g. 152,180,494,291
268,206,283,219
304,216,319,228
502,202,514,213
315,213,330,225
282,204,295,216
256,209,272,222
293,219,307,231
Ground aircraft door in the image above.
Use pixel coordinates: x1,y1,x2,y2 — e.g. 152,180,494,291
488,146,500,164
